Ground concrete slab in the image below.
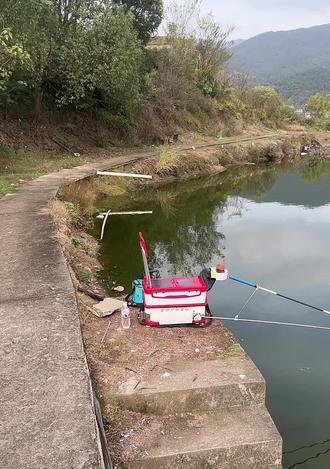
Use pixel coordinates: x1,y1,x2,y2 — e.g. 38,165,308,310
0,296,100,469
93,297,123,317
112,355,266,414
124,406,282,469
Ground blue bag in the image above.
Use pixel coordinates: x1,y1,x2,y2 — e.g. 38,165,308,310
132,279,143,306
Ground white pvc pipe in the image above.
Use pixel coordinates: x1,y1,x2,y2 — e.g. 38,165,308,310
97,171,152,179
97,211,153,219
100,210,111,240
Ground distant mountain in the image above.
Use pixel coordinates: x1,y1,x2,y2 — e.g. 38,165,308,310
229,23,330,104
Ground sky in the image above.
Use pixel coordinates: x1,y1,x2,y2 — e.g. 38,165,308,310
164,0,330,39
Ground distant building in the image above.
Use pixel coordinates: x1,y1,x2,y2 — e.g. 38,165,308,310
296,107,312,120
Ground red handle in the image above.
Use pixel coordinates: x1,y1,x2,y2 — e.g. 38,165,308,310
139,232,149,258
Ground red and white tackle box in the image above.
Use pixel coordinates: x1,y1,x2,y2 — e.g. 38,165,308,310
142,276,207,326
138,232,208,327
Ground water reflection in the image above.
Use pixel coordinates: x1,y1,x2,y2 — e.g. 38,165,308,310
95,159,330,469
96,166,280,284
96,160,330,285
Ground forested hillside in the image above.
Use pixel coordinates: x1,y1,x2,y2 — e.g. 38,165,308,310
0,1,297,150
230,23,330,104
275,68,330,104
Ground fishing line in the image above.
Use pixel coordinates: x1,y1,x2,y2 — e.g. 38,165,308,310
234,288,258,319
284,436,330,455
204,316,330,332
285,446,330,469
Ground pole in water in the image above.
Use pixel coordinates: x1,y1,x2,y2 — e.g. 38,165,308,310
229,275,330,317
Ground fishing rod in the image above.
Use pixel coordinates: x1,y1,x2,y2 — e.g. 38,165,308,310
203,274,330,330
205,316,330,332
229,275,330,316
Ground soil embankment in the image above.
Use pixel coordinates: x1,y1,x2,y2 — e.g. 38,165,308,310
129,134,303,186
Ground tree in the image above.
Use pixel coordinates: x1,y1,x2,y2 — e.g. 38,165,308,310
56,6,144,119
1,0,61,116
0,1,145,120
307,93,330,119
163,1,232,98
54,0,99,26
244,86,292,126
195,16,232,97
0,28,29,92
307,93,330,130
112,0,163,43
0,28,29,116
137,0,234,140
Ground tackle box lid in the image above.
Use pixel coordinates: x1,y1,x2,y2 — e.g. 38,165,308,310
143,276,207,293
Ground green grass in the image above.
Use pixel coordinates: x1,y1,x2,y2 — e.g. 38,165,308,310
76,269,93,283
0,179,12,197
0,139,157,199
0,130,298,199
0,146,88,197
155,147,178,173
71,235,86,250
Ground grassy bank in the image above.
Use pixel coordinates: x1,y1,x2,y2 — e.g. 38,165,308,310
58,133,305,215
0,123,262,198
0,140,152,198
130,134,303,184
0,113,312,200
0,149,84,197
51,199,108,295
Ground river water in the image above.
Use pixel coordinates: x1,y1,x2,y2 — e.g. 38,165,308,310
96,160,330,469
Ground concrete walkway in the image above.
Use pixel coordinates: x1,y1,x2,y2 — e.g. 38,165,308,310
0,153,151,469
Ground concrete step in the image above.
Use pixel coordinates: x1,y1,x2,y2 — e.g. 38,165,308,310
123,405,282,469
112,355,266,415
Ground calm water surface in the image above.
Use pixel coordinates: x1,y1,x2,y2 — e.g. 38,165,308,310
96,160,330,469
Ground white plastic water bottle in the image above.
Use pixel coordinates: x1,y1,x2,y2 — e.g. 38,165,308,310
121,302,131,330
